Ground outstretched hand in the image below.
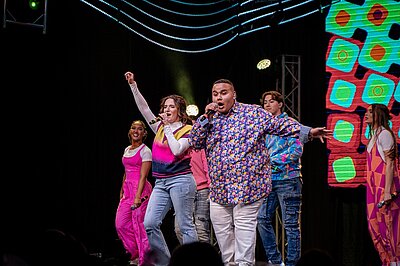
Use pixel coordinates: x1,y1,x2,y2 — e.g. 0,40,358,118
310,127,333,143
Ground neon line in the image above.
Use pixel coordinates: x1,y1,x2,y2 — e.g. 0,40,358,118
140,0,238,16
120,0,237,29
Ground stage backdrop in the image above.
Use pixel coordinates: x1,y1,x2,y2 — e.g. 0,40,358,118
325,0,400,187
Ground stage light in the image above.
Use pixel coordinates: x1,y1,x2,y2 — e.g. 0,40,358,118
29,0,41,10
257,59,271,70
186,104,199,117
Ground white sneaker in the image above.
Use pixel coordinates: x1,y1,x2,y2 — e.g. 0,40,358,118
267,261,285,266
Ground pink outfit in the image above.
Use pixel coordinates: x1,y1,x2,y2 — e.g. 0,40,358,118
190,149,210,190
115,144,152,265
366,137,400,265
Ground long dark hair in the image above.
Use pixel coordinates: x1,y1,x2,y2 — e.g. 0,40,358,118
159,95,192,125
368,104,397,160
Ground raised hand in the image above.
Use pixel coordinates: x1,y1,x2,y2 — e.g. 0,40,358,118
124,71,135,84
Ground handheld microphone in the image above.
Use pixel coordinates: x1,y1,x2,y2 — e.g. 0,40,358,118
206,109,216,115
199,109,216,122
131,196,149,210
149,116,162,125
377,190,400,208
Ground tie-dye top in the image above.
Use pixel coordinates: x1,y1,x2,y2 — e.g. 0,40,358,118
266,112,310,181
152,124,193,179
189,102,301,205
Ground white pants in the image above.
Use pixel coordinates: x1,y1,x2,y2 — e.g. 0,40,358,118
210,199,263,266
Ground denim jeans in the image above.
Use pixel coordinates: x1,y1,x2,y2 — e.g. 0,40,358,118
257,178,302,266
175,188,211,243
143,174,198,266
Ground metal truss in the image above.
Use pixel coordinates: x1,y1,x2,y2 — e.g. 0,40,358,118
3,0,48,34
279,54,301,121
275,54,301,262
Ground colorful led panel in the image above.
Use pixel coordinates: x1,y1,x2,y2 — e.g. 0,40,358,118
325,0,400,188
328,152,367,187
327,113,362,149
361,73,396,105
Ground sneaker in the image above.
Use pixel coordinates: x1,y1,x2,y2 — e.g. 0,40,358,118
267,260,285,266
129,258,139,265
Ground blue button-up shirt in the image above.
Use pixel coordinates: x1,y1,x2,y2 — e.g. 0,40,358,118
189,102,301,205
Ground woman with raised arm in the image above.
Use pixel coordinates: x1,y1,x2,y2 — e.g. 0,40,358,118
124,71,198,266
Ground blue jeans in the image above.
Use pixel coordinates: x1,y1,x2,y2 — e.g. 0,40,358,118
143,174,198,266
194,188,211,243
257,178,302,266
175,188,211,243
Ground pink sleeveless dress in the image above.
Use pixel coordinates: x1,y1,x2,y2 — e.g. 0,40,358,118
115,144,152,265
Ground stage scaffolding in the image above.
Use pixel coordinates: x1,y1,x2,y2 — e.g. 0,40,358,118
3,0,48,34
275,54,301,261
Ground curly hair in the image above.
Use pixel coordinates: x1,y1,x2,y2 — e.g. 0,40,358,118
159,95,192,125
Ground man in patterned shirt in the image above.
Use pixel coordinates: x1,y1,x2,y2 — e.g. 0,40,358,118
189,79,330,266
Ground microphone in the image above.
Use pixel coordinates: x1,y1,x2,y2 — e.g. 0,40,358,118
149,116,162,125
377,190,400,208
199,109,216,122
131,196,149,210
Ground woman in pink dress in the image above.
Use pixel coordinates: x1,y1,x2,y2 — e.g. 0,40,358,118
115,120,153,266
365,104,400,266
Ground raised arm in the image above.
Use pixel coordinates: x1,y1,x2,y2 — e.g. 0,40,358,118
124,71,158,134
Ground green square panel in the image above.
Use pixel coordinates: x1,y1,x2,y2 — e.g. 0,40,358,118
327,38,359,73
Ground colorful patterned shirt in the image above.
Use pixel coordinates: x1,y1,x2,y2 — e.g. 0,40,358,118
189,102,301,205
266,112,310,181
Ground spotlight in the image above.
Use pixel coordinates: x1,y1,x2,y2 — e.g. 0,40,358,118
28,0,41,10
186,104,199,117
257,59,271,70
